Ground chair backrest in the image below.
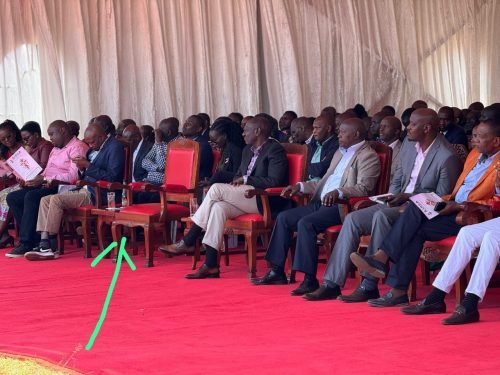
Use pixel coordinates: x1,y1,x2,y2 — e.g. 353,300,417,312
283,143,309,185
368,141,392,195
164,138,200,202
118,139,132,183
211,148,221,175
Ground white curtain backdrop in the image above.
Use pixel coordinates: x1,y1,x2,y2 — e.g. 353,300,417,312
0,0,499,133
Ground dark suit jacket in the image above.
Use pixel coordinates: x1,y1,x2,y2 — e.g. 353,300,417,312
209,142,242,184
194,136,214,180
444,124,468,148
307,135,339,180
83,137,125,205
235,139,289,215
133,140,153,182
390,134,462,196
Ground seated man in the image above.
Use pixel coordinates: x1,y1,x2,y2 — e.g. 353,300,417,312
278,110,298,140
307,115,338,180
351,118,500,307
378,116,402,182
369,111,387,141
401,215,500,324
303,109,461,302
439,106,468,148
160,116,288,278
5,121,88,257
290,117,314,145
25,117,125,260
182,115,213,181
253,118,380,295
135,117,180,203
121,123,153,182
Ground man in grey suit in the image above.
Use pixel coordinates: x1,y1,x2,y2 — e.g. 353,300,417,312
379,116,402,182
304,108,462,302
252,118,381,296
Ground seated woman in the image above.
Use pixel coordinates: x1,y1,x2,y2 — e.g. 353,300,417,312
20,121,53,169
201,117,244,187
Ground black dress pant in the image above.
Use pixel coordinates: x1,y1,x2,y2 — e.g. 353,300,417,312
265,200,342,276
381,202,462,290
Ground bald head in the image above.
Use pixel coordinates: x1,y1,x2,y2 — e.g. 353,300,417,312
379,116,402,144
159,117,180,142
122,124,142,151
47,120,71,148
406,108,439,143
84,123,108,151
412,100,428,109
338,117,367,148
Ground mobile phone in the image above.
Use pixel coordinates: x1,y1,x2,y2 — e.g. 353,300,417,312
434,201,447,212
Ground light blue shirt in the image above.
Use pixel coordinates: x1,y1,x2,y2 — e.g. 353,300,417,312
455,151,498,203
319,141,365,200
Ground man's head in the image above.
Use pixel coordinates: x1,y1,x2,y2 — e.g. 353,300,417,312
352,104,368,119
468,101,484,112
197,113,211,131
406,108,439,143
243,115,272,146
412,100,428,109
438,106,455,132
290,117,314,144
66,120,80,138
159,117,180,142
379,116,402,144
279,111,297,136
241,115,254,130
335,111,357,135
370,112,387,138
140,125,155,143
338,118,366,149
312,115,335,143
122,124,142,151
84,123,108,151
20,121,42,149
472,120,500,156
401,107,415,128
182,115,203,138
47,120,71,148
465,110,481,134
228,112,243,126
117,119,136,139
92,115,115,136
480,103,500,123
382,105,396,117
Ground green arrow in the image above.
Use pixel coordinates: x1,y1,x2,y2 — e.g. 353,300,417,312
85,236,136,350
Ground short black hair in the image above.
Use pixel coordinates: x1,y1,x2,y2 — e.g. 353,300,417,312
92,115,115,135
0,119,22,159
382,105,396,116
21,121,42,136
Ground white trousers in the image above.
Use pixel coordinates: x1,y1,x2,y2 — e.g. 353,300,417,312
191,183,259,251
433,218,500,301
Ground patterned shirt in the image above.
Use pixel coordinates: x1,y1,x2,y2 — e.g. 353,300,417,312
141,135,181,185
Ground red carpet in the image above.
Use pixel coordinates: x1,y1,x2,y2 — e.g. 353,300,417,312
1,242,500,374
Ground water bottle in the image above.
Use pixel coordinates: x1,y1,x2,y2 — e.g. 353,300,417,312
121,189,128,208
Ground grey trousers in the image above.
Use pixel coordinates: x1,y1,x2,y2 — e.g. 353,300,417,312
322,203,403,287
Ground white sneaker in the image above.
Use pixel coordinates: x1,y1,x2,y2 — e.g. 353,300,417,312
24,248,60,261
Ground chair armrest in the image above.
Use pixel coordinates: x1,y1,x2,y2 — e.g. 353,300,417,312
353,199,377,211
456,202,493,225
245,189,269,198
95,181,128,190
76,180,97,188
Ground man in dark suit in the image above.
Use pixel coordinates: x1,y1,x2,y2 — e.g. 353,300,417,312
307,115,339,180
253,118,381,296
161,115,288,278
439,106,468,148
22,116,125,259
303,109,462,302
122,123,153,182
182,115,213,180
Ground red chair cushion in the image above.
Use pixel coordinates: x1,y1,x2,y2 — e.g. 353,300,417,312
211,149,221,175
231,213,265,222
427,236,457,247
287,153,306,185
119,203,189,217
325,224,343,233
166,149,196,187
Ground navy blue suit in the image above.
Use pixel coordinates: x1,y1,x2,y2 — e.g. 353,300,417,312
444,125,468,148
195,136,214,180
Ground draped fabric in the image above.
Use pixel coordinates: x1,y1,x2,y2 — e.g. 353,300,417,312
0,0,499,133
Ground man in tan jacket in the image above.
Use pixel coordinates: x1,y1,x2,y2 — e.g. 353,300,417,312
252,118,380,295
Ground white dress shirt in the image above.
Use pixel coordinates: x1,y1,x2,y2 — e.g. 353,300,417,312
404,138,436,194
131,139,143,182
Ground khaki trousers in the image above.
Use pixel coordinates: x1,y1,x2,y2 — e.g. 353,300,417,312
191,183,259,251
37,189,92,234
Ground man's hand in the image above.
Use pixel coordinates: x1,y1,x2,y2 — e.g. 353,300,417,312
496,163,500,190
198,178,210,188
24,174,45,187
72,156,90,170
231,176,245,186
322,189,339,207
281,184,301,198
155,129,164,144
387,193,411,207
438,201,463,216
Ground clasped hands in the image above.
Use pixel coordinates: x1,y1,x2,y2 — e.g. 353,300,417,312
280,184,339,206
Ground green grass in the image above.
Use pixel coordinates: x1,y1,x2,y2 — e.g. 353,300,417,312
0,355,75,375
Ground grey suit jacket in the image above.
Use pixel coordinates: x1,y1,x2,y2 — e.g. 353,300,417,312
389,140,402,183
302,141,381,201
389,133,462,196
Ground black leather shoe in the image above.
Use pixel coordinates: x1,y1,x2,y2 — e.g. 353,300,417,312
291,279,320,296
401,298,446,315
442,305,479,325
303,285,341,301
368,291,409,307
159,240,195,255
339,285,380,303
185,264,220,279
251,270,288,285
350,253,387,279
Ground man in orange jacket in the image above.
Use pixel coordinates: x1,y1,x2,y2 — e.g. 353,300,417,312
351,118,500,307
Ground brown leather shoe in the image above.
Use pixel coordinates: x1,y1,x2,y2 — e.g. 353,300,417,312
441,305,479,325
185,264,220,279
159,240,195,255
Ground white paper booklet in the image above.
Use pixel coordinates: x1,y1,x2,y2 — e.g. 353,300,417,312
369,193,394,205
409,192,444,220
6,147,43,181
